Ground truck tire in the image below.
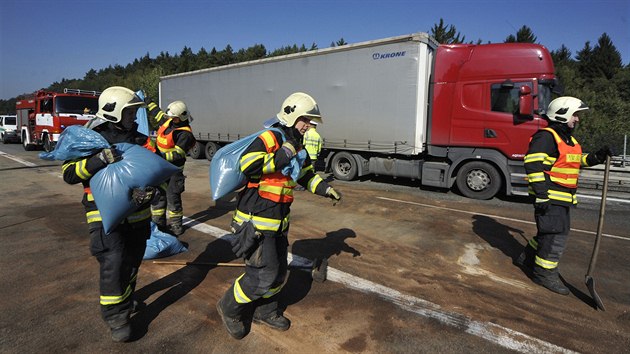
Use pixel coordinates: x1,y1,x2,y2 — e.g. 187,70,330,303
205,142,220,161
456,161,501,200
331,152,358,181
2,134,7,144
43,134,54,152
22,132,34,151
189,141,205,159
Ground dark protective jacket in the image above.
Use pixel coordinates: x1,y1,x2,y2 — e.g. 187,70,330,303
146,101,196,168
524,123,599,206
62,122,152,227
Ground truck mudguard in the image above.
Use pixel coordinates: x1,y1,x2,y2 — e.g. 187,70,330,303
90,143,180,234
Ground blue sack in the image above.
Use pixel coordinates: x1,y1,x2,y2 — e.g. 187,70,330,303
209,128,282,200
39,125,109,161
282,149,307,181
143,222,188,259
90,143,180,234
134,90,150,136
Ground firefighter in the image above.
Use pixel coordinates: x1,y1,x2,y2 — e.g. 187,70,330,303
63,86,156,342
516,96,613,295
216,92,342,340
303,121,322,163
144,98,196,236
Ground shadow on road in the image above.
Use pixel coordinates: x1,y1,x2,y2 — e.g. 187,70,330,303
131,236,235,341
280,228,360,311
471,215,597,308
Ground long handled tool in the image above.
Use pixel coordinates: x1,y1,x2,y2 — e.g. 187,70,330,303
585,155,611,311
153,257,328,283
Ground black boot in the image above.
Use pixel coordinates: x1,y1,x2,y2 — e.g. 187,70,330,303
106,312,132,343
253,297,290,331
532,266,570,295
170,223,184,236
513,244,536,270
216,289,248,339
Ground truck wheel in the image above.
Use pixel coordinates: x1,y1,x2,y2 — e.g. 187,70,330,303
331,152,358,181
205,142,220,161
43,134,54,152
456,161,501,200
22,132,34,151
2,134,7,144
189,141,206,159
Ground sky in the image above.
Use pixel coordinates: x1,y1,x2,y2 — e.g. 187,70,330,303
0,0,628,100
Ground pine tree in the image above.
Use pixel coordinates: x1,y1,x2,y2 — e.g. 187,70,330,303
430,18,466,44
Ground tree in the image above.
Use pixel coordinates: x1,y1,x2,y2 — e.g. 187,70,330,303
551,45,572,65
504,25,537,43
430,18,466,44
591,33,623,80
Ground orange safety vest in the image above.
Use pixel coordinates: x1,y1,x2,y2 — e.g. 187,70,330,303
542,127,582,188
246,130,297,203
143,137,156,153
156,118,192,152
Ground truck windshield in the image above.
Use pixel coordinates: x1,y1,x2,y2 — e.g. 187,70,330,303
537,83,553,116
4,116,16,125
55,96,99,114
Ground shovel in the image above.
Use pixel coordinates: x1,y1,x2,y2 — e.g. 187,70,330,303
585,155,611,311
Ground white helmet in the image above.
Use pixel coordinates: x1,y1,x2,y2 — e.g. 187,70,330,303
96,86,144,123
276,92,322,127
545,96,589,123
166,100,192,122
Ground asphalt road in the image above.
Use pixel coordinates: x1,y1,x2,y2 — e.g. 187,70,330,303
1,142,629,353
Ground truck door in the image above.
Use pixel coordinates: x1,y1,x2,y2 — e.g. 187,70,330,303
485,80,542,160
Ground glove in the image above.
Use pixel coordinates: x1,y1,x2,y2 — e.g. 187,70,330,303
131,187,156,206
230,221,262,259
534,200,550,215
143,93,152,104
95,147,121,164
326,187,342,204
594,145,614,164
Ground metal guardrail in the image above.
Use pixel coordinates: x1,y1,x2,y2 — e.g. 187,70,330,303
580,162,630,193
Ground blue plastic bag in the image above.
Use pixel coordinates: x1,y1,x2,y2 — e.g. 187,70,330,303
209,128,281,200
143,222,188,259
39,125,109,161
90,143,180,234
210,128,311,200
134,90,150,136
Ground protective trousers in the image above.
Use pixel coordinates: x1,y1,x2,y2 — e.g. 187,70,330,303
531,204,571,270
89,220,150,328
151,170,185,228
221,229,289,318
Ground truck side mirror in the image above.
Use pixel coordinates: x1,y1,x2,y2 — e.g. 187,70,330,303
518,86,533,116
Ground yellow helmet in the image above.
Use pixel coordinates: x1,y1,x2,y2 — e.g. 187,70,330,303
545,96,589,123
96,86,144,123
166,100,192,121
276,92,322,127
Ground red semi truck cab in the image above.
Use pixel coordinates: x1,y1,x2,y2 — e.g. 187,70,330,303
426,42,556,198
16,88,100,152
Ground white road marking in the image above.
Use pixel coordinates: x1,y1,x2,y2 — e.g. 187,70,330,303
377,196,630,242
0,150,37,167
183,217,576,354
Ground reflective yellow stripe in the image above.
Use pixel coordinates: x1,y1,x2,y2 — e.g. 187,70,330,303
86,210,102,223
233,210,289,232
234,274,252,304
151,207,165,217
535,198,549,203
262,154,276,174
549,176,578,185
528,238,539,250
262,283,284,298
307,174,324,192
535,255,558,269
259,131,277,151
299,164,313,179
548,190,577,204
127,208,151,223
86,193,94,202
543,156,556,165
167,210,183,218
62,162,73,172
550,167,579,174
241,152,265,171
75,160,91,180
527,172,545,183
524,153,547,163
147,102,158,110
100,284,133,305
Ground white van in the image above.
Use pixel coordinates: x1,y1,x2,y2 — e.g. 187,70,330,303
0,115,19,143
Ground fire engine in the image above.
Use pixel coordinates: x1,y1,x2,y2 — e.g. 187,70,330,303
15,88,100,152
